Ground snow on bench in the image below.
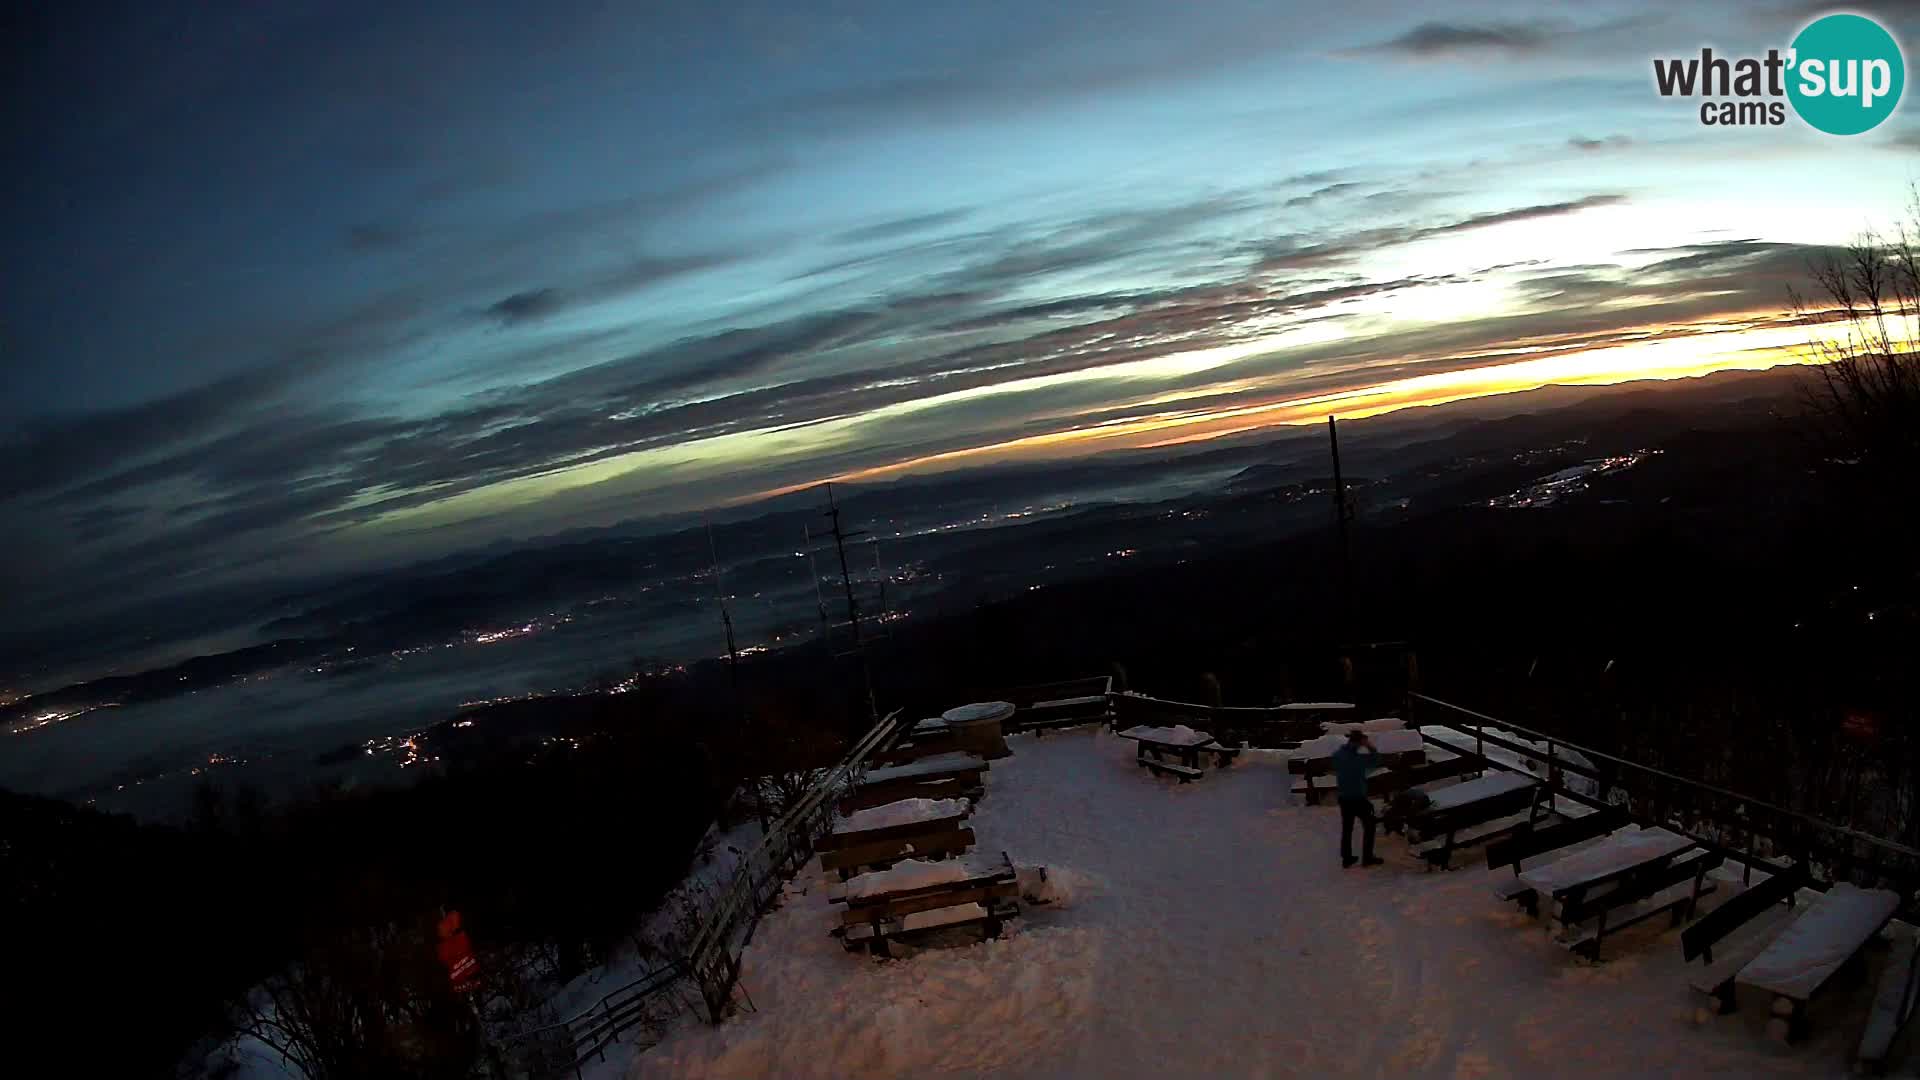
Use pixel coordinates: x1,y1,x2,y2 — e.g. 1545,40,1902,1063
843,857,973,902
1738,883,1901,1003
1116,724,1216,747
1554,865,1715,956
858,752,988,786
1516,826,1694,900
1687,907,1798,1018
1409,806,1540,861
1296,727,1425,759
901,902,990,932
1275,702,1355,712
1420,770,1536,813
835,797,968,835
1857,929,1919,1072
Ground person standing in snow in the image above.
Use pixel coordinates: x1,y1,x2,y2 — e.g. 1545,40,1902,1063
1331,729,1384,868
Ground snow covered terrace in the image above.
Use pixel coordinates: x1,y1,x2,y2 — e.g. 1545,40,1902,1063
614,726,1900,1079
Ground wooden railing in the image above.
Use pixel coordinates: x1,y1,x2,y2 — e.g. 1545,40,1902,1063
1407,692,1920,908
505,709,904,1078
995,675,1114,732
684,708,904,1022
1110,691,1326,746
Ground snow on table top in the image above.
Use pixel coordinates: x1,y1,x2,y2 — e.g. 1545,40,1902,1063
1420,770,1536,812
859,752,987,784
1516,825,1693,896
1116,724,1215,747
843,857,973,901
835,797,968,835
1737,883,1900,1000
1298,728,1425,759
943,701,1016,724
898,901,989,932
1032,694,1108,709
630,720,1883,1080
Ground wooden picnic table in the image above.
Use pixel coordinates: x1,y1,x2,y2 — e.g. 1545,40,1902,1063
1736,882,1901,1041
829,797,968,845
1516,825,1695,900
1516,825,1717,960
1289,729,1427,804
837,852,1021,955
1406,771,1541,869
841,751,989,811
1419,770,1535,813
1116,724,1237,781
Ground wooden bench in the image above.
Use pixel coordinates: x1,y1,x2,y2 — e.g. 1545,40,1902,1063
1858,930,1919,1074
843,896,1021,956
1737,883,1901,1043
1679,864,1806,1016
1406,773,1542,871
1143,758,1203,783
1289,749,1427,804
838,853,1022,956
837,852,1021,948
838,778,982,814
819,826,976,878
1372,754,1479,811
839,753,988,814
1485,808,1629,915
1555,848,1721,961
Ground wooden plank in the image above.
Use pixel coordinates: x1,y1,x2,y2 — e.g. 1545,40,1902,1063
1558,878,1720,959
1562,850,1721,927
1487,807,1627,874
837,779,981,814
819,827,975,874
820,808,969,851
858,752,988,785
1518,826,1695,900
843,853,1015,908
841,881,1020,926
1143,759,1202,782
1409,781,1539,844
1739,884,1901,1004
1680,864,1805,963
1688,910,1796,1017
1413,807,1543,870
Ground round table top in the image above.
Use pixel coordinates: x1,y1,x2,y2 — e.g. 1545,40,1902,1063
943,700,1016,724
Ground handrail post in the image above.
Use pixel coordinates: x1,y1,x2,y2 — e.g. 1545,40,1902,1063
1743,801,1756,886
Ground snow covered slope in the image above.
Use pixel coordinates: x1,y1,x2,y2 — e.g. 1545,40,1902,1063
625,728,1884,1079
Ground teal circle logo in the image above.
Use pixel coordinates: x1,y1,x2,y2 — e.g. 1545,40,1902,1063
1788,13,1905,134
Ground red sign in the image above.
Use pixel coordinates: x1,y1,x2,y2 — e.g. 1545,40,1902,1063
1843,712,1880,742
436,911,481,993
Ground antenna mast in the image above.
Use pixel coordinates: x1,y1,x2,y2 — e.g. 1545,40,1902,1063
1328,415,1355,635
705,520,740,678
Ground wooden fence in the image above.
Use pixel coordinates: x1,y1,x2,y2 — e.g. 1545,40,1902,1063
505,708,904,1077
1407,692,1920,908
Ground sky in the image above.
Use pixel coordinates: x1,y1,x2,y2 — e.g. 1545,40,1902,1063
4,0,1920,636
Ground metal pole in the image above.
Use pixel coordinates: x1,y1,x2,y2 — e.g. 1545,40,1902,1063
706,521,740,678
1327,415,1354,634
802,523,831,639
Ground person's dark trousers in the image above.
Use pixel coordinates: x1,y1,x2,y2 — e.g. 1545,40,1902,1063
1339,796,1377,863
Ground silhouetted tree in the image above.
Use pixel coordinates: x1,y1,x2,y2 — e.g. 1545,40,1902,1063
1791,195,1920,530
